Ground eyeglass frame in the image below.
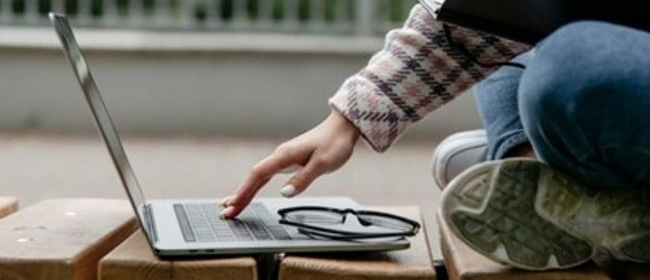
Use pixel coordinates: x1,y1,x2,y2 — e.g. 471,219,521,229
277,206,421,240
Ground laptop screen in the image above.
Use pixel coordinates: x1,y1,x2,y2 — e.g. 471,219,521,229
49,14,152,240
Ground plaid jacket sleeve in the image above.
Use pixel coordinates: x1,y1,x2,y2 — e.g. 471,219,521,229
329,4,531,153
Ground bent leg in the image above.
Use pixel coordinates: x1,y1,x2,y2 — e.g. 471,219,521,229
519,21,650,190
475,52,532,160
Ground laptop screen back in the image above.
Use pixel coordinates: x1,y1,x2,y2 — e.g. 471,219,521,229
49,14,151,239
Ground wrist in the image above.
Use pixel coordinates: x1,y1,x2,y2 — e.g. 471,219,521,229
328,109,360,140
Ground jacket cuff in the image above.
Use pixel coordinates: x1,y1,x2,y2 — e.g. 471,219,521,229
328,75,411,153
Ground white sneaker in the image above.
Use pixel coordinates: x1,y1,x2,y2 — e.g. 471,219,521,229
432,130,488,189
440,159,650,271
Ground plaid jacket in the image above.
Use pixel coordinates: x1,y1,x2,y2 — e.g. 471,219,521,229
329,4,530,152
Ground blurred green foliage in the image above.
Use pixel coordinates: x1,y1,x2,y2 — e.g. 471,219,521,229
3,0,417,23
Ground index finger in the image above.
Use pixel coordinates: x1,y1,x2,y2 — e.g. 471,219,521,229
224,150,306,218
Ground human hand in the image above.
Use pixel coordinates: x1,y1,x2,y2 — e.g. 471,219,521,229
220,109,360,218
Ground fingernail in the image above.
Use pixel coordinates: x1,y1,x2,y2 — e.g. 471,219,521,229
219,195,235,207
280,184,296,198
219,206,234,219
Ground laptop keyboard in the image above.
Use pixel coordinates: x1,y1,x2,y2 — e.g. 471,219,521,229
173,202,292,243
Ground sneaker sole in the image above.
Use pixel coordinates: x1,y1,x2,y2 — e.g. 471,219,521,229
441,159,595,270
620,235,650,262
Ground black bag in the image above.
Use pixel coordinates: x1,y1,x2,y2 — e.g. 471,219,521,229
420,0,650,44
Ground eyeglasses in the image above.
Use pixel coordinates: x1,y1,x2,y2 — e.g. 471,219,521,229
277,206,421,241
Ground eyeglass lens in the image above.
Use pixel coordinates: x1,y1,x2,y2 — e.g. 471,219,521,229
284,209,414,231
283,210,343,225
356,214,414,231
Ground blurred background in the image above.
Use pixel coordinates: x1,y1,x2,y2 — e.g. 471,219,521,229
0,0,484,259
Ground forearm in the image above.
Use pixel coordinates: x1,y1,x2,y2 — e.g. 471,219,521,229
329,4,530,153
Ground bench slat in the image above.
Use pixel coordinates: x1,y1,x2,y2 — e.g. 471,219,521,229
0,197,18,219
0,199,137,280
279,206,436,280
99,230,258,280
625,264,650,279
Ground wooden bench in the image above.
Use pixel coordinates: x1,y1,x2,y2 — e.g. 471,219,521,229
0,199,137,280
437,212,649,280
0,197,18,219
278,206,437,280
99,230,259,280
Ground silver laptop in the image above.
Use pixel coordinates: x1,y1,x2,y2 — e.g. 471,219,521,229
49,13,409,257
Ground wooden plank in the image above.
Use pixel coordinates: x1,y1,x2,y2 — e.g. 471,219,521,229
625,264,650,280
0,199,137,280
278,206,436,280
436,212,612,280
99,230,258,280
0,197,18,219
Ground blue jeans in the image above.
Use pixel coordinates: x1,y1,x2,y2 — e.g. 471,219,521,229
475,21,650,190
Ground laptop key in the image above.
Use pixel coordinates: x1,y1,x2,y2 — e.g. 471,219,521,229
227,219,255,241
209,223,236,241
267,226,292,240
184,204,217,242
246,220,273,241
250,203,293,240
201,203,247,241
201,203,222,219
215,235,237,242
182,202,292,242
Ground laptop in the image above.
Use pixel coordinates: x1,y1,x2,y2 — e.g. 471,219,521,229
48,13,409,258
420,0,650,44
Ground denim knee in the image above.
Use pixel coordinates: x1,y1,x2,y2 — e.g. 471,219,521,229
517,20,650,188
516,23,598,160
519,20,650,154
